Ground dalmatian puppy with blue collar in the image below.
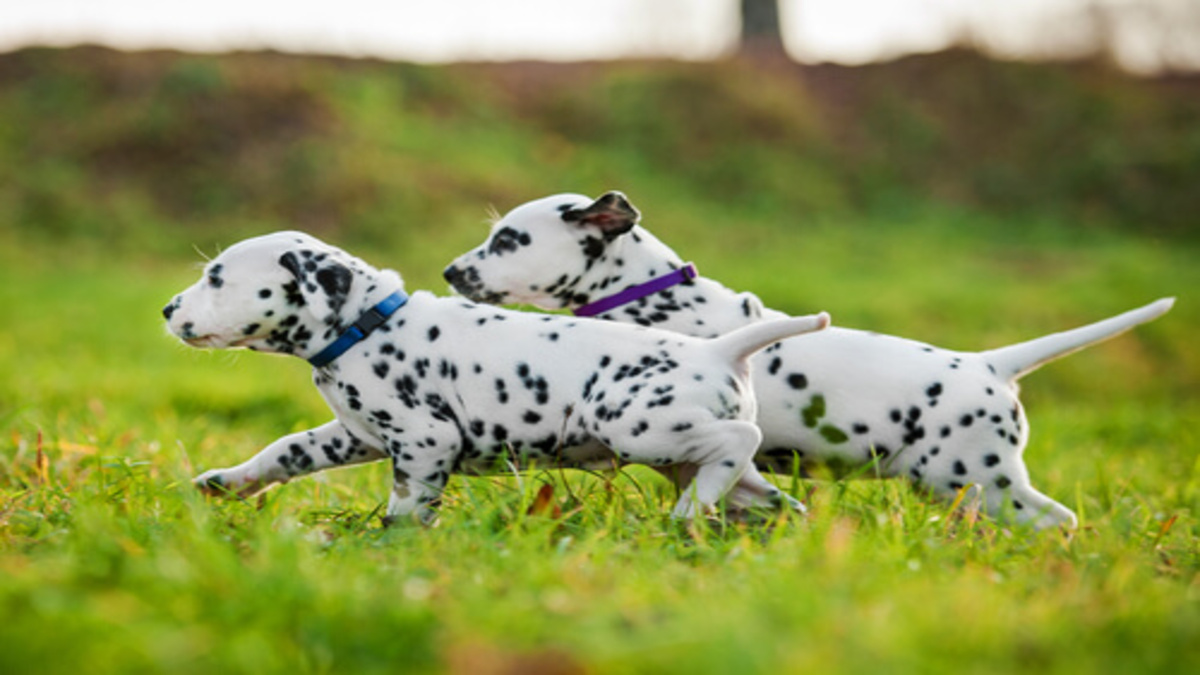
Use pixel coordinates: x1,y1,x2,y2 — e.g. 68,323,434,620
162,231,830,523
444,192,1175,530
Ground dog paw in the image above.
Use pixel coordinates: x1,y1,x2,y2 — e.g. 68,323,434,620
778,492,808,514
194,470,229,496
194,470,265,498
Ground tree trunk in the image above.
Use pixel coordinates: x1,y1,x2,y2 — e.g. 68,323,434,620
740,0,786,57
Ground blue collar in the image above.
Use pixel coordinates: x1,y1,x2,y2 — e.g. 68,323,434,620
308,291,408,368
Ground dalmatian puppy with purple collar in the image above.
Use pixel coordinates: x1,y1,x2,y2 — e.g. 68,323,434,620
162,231,831,523
444,192,1176,530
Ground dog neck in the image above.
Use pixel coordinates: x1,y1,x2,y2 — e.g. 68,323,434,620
574,262,698,317
570,228,775,337
306,267,408,364
308,289,409,368
251,266,409,362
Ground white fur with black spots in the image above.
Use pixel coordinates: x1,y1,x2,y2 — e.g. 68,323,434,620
444,191,1176,530
164,231,830,524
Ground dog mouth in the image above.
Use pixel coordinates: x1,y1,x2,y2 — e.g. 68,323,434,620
444,265,509,304
182,334,260,349
182,334,223,348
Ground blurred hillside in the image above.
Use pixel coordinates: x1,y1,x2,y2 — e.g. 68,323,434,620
0,45,1197,256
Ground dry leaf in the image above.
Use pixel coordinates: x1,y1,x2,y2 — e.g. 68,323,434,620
527,483,561,518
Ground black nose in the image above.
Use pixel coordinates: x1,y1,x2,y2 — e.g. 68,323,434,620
162,303,175,320
443,265,463,286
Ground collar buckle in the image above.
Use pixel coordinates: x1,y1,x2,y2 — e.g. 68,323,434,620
308,290,408,368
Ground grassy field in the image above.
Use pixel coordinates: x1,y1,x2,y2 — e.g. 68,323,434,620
1,208,1196,675
1,47,1198,674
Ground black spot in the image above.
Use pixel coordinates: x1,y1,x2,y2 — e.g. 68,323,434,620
960,415,974,427
488,227,533,255
258,288,272,299
852,423,869,435
315,264,352,308
523,410,542,424
786,373,808,390
1012,499,1024,510
902,427,925,445
672,422,693,432
427,326,441,342
996,475,1012,488
581,236,605,260
890,409,903,423
953,461,967,476
926,383,943,398
373,361,390,378
940,426,952,438
492,424,509,442
647,395,675,408
767,357,782,375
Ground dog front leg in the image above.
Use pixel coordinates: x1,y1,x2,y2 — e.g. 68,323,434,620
195,420,385,498
381,440,459,527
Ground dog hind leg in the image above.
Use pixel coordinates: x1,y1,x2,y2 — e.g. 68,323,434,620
668,421,763,519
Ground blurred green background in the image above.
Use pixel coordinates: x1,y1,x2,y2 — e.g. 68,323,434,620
0,46,1196,675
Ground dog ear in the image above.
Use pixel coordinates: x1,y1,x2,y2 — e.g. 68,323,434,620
279,251,353,312
315,263,353,313
279,251,304,282
562,191,640,236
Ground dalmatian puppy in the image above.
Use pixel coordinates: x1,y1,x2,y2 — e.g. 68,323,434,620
162,231,830,523
444,192,1175,530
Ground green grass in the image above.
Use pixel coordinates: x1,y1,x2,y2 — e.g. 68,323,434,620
1,207,1196,674
0,46,1196,674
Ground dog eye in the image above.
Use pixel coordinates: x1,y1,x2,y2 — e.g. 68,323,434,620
487,228,531,256
488,229,519,255
205,264,225,289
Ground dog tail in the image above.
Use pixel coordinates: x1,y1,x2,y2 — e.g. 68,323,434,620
710,313,830,363
981,297,1174,381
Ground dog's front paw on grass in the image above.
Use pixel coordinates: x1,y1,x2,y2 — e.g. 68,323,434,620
194,470,270,498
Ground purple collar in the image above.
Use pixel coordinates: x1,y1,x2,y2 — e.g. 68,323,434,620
574,263,698,317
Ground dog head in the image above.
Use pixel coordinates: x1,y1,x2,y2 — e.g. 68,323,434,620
444,191,658,309
163,231,400,356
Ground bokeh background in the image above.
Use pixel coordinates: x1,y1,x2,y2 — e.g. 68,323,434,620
0,2,1197,674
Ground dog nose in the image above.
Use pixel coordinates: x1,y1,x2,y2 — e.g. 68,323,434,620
162,303,175,320
443,265,463,286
